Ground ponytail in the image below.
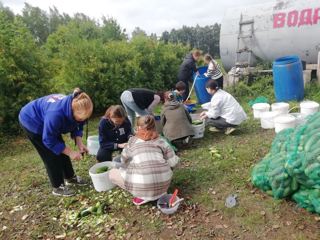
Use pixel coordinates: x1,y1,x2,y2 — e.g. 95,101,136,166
137,115,156,131
71,88,93,120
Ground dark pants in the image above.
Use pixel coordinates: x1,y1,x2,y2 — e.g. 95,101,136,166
207,117,236,130
97,148,121,162
21,125,75,188
215,76,224,89
182,80,190,101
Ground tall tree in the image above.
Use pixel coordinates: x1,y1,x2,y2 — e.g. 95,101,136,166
160,24,221,57
101,17,127,42
20,3,49,44
48,6,71,34
131,27,147,38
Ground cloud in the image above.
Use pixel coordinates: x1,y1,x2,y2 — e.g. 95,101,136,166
2,0,262,35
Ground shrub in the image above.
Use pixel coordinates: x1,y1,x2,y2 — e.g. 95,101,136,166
0,10,50,137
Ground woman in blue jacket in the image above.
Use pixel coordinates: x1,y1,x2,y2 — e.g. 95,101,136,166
97,105,132,162
19,88,93,196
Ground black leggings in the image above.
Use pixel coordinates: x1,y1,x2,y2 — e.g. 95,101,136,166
215,76,224,89
97,147,121,162
182,80,190,101
21,125,75,188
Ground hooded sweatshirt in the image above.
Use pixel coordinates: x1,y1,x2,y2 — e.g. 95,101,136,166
177,53,198,82
161,101,194,141
19,94,84,155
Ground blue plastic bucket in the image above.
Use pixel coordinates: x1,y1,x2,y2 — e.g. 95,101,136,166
193,66,212,104
273,56,304,102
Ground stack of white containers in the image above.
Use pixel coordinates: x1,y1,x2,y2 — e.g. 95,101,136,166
252,101,320,133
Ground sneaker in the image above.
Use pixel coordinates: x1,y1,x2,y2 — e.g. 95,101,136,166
182,136,190,144
209,127,222,133
52,185,75,197
65,176,87,186
225,127,236,135
132,197,150,206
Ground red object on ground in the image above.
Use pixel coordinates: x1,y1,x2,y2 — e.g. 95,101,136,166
169,189,179,207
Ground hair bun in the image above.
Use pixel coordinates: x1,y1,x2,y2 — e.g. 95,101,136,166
73,88,84,98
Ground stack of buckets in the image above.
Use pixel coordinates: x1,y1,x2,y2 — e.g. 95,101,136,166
252,101,320,133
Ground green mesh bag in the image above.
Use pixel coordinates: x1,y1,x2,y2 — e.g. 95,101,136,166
268,152,298,199
252,110,320,208
292,187,320,214
251,155,271,192
248,96,269,107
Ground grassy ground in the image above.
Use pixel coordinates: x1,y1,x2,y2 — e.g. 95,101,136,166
1,82,320,239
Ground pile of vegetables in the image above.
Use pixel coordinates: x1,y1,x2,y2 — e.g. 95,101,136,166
96,166,109,174
251,112,320,214
192,120,203,126
77,202,107,218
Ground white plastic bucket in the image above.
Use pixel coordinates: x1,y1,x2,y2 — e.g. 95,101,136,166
252,103,270,119
260,111,279,129
290,113,306,125
192,121,205,139
190,113,201,121
274,114,296,133
87,136,99,155
300,101,319,116
271,102,290,115
89,162,115,192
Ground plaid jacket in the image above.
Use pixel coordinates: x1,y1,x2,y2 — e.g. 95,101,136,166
120,136,179,200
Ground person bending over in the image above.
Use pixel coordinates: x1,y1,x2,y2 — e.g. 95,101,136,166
161,91,194,148
120,88,163,126
19,88,93,196
177,50,201,101
172,81,187,103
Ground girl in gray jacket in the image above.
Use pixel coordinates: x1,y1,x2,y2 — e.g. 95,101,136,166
161,92,194,147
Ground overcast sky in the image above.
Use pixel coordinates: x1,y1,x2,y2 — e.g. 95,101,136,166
2,0,263,35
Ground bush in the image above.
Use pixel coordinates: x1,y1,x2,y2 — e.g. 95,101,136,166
45,24,188,112
0,10,50,137
0,7,189,139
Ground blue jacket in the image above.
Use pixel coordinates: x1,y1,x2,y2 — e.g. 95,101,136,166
98,117,132,151
19,94,84,155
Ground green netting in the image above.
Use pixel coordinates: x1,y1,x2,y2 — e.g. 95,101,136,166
292,187,320,213
251,112,320,213
248,96,269,107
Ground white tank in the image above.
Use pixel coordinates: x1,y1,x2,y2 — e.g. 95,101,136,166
220,0,320,71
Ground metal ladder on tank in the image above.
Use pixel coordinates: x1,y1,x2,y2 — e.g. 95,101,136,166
236,14,254,68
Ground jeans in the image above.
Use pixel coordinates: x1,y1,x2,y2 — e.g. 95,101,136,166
120,91,149,126
206,117,236,130
21,125,75,188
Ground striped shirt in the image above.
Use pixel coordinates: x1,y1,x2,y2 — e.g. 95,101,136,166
120,136,179,200
205,60,223,80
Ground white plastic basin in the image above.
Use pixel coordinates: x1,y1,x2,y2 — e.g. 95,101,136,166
87,135,99,155
300,101,319,116
260,111,279,129
271,102,290,115
274,114,296,133
290,113,306,125
252,103,270,119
